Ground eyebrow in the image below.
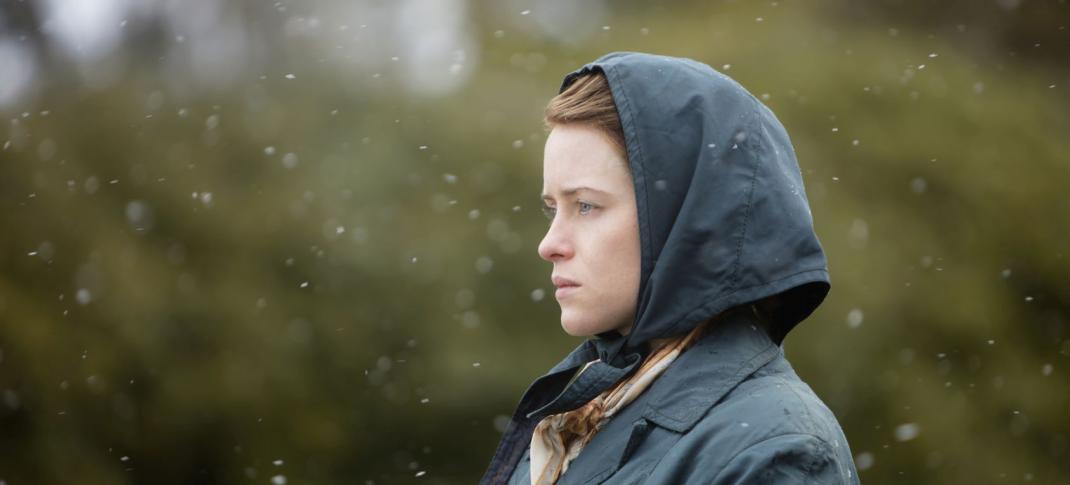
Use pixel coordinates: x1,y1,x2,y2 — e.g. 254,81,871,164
540,186,610,200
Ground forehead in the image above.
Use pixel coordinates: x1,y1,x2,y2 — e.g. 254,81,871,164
542,124,629,193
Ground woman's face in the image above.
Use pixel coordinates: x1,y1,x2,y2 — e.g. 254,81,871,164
539,123,640,337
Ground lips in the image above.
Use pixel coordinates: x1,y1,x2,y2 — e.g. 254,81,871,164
552,275,580,288
552,275,580,299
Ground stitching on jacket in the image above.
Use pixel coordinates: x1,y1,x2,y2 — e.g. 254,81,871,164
727,99,763,292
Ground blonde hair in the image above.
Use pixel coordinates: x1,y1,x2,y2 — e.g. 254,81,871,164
543,72,627,158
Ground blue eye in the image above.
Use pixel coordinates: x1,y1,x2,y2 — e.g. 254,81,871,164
541,201,595,220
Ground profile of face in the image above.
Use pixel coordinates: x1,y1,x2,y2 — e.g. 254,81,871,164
539,123,641,337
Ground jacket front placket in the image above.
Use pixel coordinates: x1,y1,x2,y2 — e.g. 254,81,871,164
480,346,641,485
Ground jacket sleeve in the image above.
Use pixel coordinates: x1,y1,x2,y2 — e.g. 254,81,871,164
711,433,857,485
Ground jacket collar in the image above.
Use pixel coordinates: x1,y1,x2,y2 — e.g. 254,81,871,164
513,306,781,485
519,342,643,422
517,304,778,433
481,340,640,485
511,339,599,421
639,304,780,433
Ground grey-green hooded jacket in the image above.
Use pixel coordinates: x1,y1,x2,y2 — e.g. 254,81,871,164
481,52,859,484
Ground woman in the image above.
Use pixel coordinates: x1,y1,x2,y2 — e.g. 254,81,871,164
481,52,859,484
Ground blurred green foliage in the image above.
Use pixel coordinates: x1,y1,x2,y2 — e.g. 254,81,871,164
1,0,1068,483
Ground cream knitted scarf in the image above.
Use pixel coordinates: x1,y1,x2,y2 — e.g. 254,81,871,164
529,321,709,484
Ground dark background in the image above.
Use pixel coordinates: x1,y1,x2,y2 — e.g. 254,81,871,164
1,0,1068,483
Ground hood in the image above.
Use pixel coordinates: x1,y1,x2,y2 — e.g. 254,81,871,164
558,52,831,367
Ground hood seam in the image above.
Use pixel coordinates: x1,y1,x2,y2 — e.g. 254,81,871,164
726,100,764,294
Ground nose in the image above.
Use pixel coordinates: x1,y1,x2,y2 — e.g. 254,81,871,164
538,217,573,262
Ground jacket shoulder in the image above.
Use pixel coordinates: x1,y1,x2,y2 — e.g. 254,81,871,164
714,353,849,443
647,352,859,484
709,432,858,484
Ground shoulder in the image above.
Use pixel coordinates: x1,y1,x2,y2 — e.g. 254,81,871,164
714,352,848,443
652,352,859,484
707,432,857,484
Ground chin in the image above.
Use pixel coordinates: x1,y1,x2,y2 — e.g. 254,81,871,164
559,314,588,336
560,322,594,337
560,313,611,337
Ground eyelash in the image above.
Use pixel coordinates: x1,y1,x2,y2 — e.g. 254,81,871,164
541,201,596,220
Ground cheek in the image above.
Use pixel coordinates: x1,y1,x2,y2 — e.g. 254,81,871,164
586,214,641,289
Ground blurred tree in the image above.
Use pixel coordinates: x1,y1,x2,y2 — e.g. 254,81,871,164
1,0,1068,484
